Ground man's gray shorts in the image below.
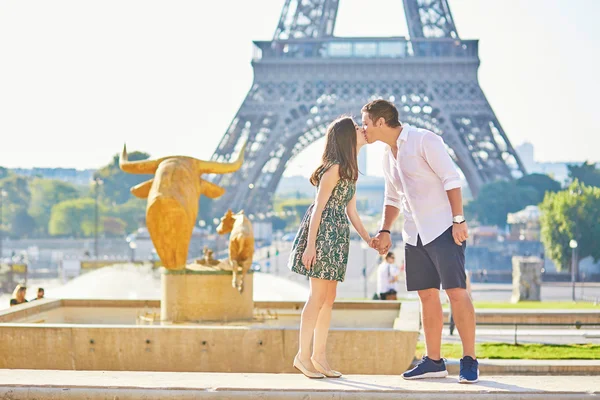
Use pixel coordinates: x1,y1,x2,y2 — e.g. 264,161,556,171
404,226,467,291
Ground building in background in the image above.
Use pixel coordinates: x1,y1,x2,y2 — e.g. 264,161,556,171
507,205,541,241
515,142,571,184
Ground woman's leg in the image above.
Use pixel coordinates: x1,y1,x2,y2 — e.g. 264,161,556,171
311,280,337,369
297,277,329,371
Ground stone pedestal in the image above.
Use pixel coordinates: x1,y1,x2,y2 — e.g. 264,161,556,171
161,269,254,323
511,256,542,303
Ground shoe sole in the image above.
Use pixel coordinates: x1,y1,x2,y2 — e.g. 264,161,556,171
403,370,448,380
293,365,325,379
458,369,480,384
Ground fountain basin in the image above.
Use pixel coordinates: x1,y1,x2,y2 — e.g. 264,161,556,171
0,298,419,374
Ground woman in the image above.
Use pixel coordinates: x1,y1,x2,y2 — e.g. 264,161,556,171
377,252,399,300
10,284,28,307
288,116,374,379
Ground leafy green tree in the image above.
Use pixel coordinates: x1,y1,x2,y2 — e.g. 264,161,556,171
105,198,146,234
568,162,600,188
102,217,127,236
516,173,562,197
540,181,600,271
29,178,80,235
49,198,98,237
466,174,561,227
0,175,35,237
94,151,152,205
0,167,9,179
10,209,36,238
466,180,539,227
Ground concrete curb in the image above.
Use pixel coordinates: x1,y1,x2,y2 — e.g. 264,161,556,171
0,387,595,399
0,371,598,399
443,359,600,375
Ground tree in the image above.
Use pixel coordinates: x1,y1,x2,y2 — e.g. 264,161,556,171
466,174,562,227
94,151,152,205
568,162,600,188
102,217,127,236
466,180,539,227
49,198,98,237
10,209,36,238
539,181,600,271
516,173,562,197
0,167,9,180
28,178,80,235
0,175,34,236
105,198,146,234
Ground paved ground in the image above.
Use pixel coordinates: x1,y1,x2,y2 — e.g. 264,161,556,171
0,370,598,399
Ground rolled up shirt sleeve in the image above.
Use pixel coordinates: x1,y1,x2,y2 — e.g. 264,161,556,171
383,159,402,209
422,133,462,191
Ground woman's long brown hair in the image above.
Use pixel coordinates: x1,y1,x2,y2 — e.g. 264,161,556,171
310,116,358,186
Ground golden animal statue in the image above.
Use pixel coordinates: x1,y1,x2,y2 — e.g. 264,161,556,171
216,209,254,293
119,144,245,270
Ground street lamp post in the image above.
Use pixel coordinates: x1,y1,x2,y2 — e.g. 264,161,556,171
93,178,103,259
570,239,578,301
0,190,7,262
129,241,137,263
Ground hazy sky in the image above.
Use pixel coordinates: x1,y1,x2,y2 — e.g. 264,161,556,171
1,0,598,177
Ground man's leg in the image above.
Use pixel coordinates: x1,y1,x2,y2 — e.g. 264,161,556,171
425,226,479,383
402,239,447,380
446,288,476,358
418,288,443,360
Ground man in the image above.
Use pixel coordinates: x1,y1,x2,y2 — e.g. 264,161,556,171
377,252,399,300
33,287,44,301
362,99,478,383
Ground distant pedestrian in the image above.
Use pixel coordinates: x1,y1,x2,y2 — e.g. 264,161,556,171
10,284,28,307
31,287,44,301
377,252,399,300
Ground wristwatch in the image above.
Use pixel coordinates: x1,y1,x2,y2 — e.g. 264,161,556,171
452,215,466,224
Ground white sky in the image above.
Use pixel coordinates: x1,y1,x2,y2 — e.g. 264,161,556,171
0,0,598,177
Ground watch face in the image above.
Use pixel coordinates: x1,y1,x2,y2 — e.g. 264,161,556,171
453,216,465,223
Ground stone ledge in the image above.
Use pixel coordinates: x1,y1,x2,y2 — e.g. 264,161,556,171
444,359,600,375
0,371,598,399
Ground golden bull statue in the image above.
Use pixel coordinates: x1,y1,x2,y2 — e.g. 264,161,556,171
119,144,245,270
216,209,254,293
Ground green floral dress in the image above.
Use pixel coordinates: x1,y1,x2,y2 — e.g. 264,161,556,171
288,162,356,282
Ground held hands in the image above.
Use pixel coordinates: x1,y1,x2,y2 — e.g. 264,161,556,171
302,244,317,270
367,236,379,249
372,232,392,255
452,222,469,246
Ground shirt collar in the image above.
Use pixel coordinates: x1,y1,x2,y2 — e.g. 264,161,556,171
398,123,410,142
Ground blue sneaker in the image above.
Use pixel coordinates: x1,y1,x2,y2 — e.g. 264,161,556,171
459,356,479,383
402,356,448,380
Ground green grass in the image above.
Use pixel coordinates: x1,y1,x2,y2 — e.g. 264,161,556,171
415,342,600,360
441,301,600,310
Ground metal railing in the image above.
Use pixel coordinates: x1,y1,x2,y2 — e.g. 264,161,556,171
444,321,600,345
253,37,479,61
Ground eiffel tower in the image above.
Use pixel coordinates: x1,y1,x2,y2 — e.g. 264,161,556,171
209,0,526,216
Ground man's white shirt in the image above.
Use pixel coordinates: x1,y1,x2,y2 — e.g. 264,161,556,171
382,124,462,246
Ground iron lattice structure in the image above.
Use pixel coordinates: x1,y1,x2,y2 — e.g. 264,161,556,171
209,0,526,215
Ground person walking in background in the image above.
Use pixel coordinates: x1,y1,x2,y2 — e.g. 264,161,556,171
10,284,28,307
377,252,399,300
31,287,44,301
288,116,375,379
